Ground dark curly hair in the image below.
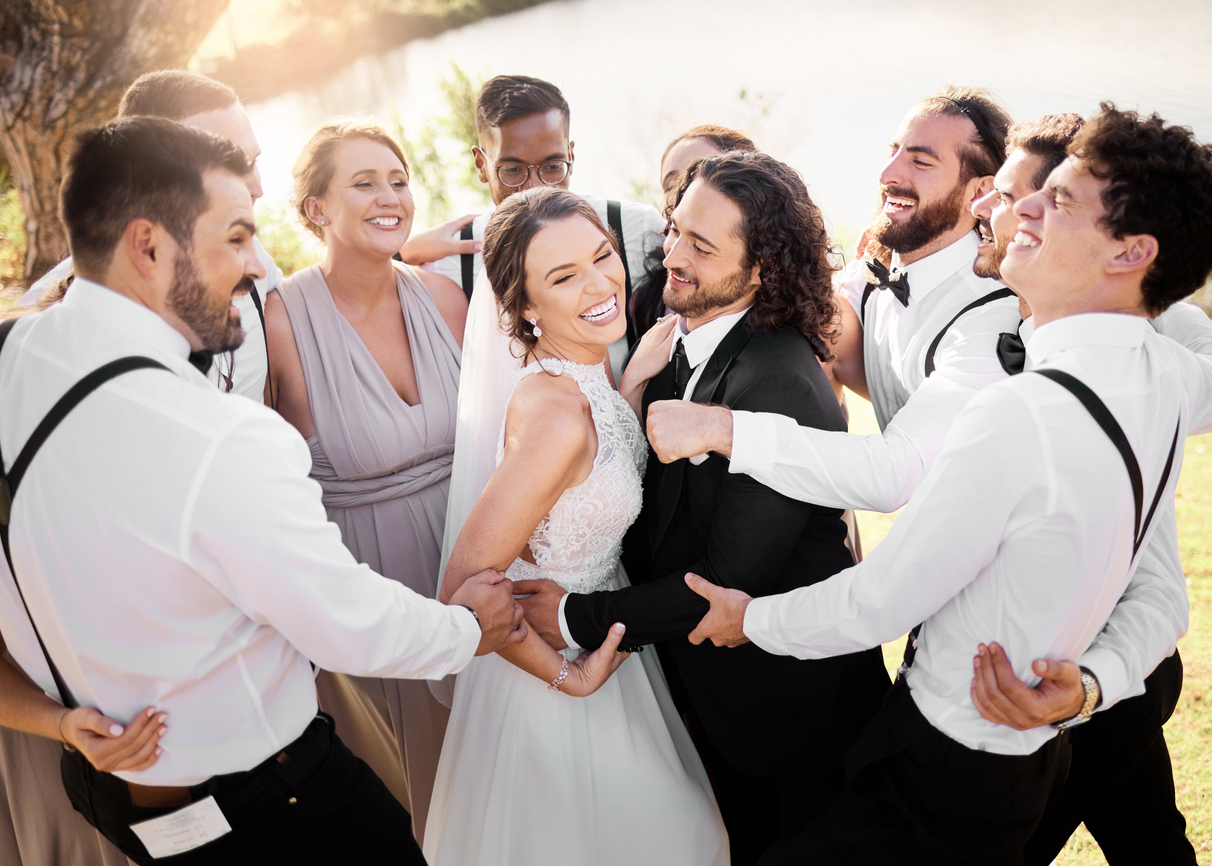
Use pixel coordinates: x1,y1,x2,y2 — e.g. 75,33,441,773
482,187,619,359
672,151,838,360
1070,102,1212,315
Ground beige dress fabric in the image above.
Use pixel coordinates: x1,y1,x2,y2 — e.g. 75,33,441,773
277,263,459,845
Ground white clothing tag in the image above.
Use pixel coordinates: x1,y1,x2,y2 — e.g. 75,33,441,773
129,795,232,859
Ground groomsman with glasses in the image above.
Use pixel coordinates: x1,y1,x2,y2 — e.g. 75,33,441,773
683,103,1212,865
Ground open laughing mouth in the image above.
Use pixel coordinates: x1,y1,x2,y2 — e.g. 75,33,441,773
1011,230,1040,249
668,270,695,289
883,194,917,215
579,295,618,323
366,216,401,228
978,220,994,245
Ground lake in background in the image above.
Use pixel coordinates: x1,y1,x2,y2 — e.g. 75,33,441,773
246,0,1212,239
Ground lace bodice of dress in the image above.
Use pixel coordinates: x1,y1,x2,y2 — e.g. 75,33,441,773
497,358,647,594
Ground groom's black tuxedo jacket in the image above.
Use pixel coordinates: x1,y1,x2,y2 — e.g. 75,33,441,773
563,315,890,777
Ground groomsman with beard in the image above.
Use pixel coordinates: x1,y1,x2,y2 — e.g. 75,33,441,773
685,102,1212,865
517,151,892,865
650,111,1212,865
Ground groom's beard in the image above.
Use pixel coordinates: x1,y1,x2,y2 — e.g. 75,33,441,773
663,266,752,320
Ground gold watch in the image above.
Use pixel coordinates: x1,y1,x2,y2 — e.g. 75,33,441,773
1052,667,1101,730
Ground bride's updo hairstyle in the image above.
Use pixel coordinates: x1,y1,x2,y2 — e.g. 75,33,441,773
292,119,410,240
482,187,619,358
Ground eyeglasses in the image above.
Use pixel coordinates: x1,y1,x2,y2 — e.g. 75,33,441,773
494,159,572,188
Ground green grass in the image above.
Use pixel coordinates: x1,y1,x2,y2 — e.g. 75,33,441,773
848,390,1212,865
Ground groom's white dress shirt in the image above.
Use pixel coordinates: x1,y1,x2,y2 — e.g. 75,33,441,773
0,279,479,787
19,237,281,403
743,313,1212,755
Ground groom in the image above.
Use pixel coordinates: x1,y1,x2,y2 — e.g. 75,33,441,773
517,151,891,865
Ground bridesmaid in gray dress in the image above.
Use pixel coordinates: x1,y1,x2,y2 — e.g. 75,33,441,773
264,120,468,844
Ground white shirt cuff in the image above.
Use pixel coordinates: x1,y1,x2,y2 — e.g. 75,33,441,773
449,604,483,674
728,410,778,477
741,594,785,655
557,593,582,651
1076,644,1138,711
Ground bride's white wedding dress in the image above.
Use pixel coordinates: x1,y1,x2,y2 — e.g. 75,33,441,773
424,358,728,866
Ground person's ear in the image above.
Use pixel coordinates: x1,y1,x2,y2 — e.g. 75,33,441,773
748,260,762,289
125,218,163,278
567,140,575,171
473,146,490,185
302,196,327,230
1107,233,1159,277
967,174,995,206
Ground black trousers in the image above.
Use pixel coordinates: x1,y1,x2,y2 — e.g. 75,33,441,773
691,709,849,866
1025,651,1196,865
60,713,424,866
760,681,1071,866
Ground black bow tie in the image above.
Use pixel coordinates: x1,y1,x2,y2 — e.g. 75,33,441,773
188,350,214,376
866,259,911,307
996,329,1026,376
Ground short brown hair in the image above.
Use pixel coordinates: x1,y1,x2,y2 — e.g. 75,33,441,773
475,75,570,142
119,70,239,121
1007,114,1085,190
916,86,1013,183
661,124,757,167
60,116,249,274
1070,103,1212,315
291,120,410,240
482,187,617,359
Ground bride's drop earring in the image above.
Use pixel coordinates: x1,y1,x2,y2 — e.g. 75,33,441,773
529,317,542,338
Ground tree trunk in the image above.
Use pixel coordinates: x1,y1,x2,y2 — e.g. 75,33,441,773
0,0,230,286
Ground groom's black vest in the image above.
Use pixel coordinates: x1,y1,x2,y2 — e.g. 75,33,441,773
564,315,890,776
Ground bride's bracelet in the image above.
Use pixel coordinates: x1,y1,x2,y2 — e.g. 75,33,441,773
548,657,570,692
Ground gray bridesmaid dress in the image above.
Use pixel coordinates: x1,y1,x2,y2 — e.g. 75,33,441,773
276,262,460,845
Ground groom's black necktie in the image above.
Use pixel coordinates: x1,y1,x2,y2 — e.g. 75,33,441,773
867,259,911,307
671,340,693,400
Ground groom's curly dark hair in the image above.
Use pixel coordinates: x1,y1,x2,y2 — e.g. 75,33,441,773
673,151,838,360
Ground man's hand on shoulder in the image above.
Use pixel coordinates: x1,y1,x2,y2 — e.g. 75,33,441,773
970,642,1085,730
514,578,568,650
685,573,752,647
398,213,481,267
449,568,528,655
647,402,733,463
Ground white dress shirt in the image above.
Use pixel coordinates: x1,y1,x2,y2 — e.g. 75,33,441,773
0,279,479,786
19,237,281,403
743,313,1212,755
428,193,666,383
839,232,1021,431
554,309,752,649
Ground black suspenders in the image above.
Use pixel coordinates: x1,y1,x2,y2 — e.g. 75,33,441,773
0,317,171,707
898,365,1182,679
1034,368,1182,558
248,285,271,390
605,201,634,347
459,222,476,302
923,287,1015,377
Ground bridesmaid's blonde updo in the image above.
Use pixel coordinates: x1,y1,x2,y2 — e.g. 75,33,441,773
292,120,410,240
482,187,619,358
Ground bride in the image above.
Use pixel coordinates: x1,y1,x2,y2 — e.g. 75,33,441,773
425,187,728,865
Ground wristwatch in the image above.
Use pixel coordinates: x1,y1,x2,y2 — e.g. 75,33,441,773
1052,667,1101,730
456,604,480,628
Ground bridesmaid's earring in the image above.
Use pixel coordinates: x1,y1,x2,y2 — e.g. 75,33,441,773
529,317,542,338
